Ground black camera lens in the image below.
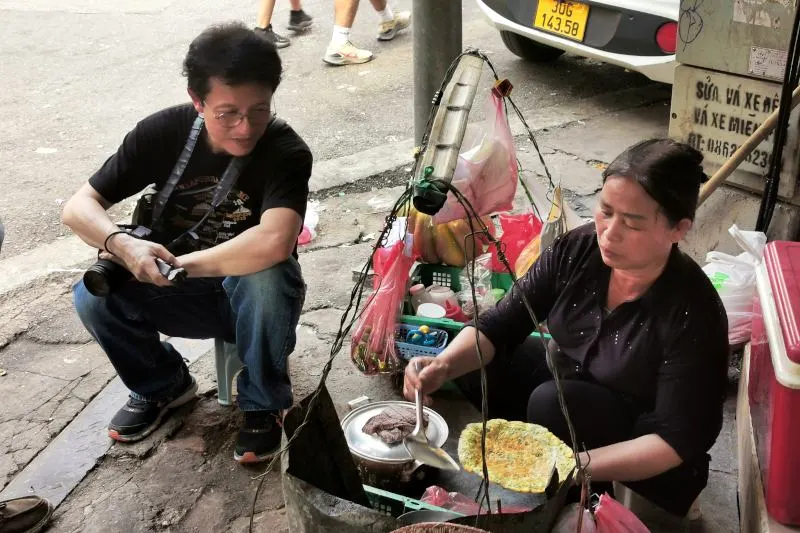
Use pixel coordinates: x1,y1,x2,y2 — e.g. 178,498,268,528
83,259,131,297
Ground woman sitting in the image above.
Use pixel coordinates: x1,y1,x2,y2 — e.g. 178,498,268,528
403,138,729,516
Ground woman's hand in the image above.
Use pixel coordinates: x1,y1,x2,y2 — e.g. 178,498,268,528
403,356,450,406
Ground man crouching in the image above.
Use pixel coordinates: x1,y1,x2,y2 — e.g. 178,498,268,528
61,22,311,464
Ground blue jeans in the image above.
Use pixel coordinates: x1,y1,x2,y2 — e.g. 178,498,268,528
73,258,305,411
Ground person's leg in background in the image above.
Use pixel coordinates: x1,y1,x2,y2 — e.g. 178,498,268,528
323,0,412,65
286,0,314,31
223,257,305,464
369,0,411,41
74,277,232,442
324,0,374,65
255,0,291,49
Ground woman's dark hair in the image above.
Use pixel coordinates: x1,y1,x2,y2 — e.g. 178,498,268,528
602,138,709,225
183,22,282,99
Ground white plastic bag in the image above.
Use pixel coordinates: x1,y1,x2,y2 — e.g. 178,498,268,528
701,224,767,345
298,200,321,245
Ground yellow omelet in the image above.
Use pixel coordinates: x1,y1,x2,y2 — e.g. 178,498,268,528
457,419,575,493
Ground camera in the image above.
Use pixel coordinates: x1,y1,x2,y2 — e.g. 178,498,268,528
83,225,191,297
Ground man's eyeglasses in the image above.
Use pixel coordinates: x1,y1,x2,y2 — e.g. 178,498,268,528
210,108,274,128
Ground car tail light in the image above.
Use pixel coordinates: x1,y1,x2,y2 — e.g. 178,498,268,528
656,22,677,54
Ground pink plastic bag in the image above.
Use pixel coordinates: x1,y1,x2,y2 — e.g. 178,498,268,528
490,213,542,272
420,486,532,515
350,239,416,375
432,86,518,225
594,493,650,533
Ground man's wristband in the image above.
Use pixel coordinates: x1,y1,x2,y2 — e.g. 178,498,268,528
103,230,130,255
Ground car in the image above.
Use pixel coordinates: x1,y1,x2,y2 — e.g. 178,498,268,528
476,0,678,84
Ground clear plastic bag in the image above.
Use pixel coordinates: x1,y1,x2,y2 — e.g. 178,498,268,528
432,85,518,225
458,253,495,318
702,224,767,345
350,238,416,374
594,493,649,533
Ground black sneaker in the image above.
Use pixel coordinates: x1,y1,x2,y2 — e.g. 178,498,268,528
234,410,283,464
287,9,313,31
255,25,290,49
108,375,197,442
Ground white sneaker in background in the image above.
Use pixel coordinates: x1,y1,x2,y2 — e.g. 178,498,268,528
323,41,374,66
377,11,411,41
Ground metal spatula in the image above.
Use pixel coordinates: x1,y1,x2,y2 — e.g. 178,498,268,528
403,361,460,471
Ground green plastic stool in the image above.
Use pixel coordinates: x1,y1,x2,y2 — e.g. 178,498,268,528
214,338,244,406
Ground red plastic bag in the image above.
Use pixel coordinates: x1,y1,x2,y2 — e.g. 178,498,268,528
490,213,542,272
420,486,532,515
432,85,518,225
594,493,650,533
350,239,416,375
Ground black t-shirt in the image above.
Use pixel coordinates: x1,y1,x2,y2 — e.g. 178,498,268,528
89,104,312,251
478,223,729,463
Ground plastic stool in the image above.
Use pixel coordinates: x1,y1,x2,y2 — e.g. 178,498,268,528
214,338,244,406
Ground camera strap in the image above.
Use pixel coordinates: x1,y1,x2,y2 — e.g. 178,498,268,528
168,154,250,248
150,113,252,246
151,115,205,225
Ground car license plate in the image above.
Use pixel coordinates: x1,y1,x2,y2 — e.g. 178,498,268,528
533,0,590,42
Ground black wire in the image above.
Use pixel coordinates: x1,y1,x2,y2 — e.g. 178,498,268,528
432,179,586,515
410,49,583,514
468,48,548,218
415,48,549,223
248,186,414,533
756,4,800,231
247,48,578,528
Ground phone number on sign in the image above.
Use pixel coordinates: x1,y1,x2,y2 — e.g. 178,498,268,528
688,134,771,169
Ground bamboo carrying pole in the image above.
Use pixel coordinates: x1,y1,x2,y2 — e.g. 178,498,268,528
698,85,800,207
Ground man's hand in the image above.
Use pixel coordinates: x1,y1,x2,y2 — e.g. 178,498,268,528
102,233,181,287
402,356,450,406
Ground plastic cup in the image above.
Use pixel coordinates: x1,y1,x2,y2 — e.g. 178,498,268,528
416,302,446,319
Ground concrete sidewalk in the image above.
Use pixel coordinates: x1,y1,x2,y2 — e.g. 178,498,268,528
0,98,740,533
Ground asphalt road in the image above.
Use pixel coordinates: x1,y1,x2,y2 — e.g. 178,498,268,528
0,0,656,258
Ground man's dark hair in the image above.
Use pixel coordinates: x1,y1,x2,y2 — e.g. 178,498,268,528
182,22,282,99
602,138,708,225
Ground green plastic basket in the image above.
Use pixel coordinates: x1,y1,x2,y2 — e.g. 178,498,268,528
410,264,513,293
402,264,549,340
364,485,463,518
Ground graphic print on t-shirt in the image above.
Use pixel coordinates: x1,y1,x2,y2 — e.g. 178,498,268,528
163,175,254,249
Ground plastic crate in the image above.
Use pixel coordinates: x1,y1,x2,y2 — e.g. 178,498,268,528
364,484,463,518
395,323,449,360
402,264,549,340
411,264,513,293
